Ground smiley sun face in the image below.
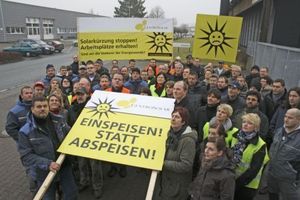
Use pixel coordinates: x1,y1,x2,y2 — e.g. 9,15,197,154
97,103,111,113
147,32,172,53
86,98,118,119
198,20,236,57
155,35,167,47
209,31,224,46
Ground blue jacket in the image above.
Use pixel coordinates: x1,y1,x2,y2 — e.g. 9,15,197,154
124,79,148,94
5,98,31,142
18,112,70,181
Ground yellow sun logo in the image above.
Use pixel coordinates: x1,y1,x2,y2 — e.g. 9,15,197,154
86,98,118,119
198,20,236,57
147,32,172,53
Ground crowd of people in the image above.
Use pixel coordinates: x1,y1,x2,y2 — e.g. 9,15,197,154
5,54,300,200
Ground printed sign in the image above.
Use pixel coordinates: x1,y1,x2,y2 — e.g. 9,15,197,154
77,18,173,61
58,91,175,170
193,14,243,63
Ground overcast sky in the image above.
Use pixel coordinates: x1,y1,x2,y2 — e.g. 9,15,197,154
7,0,221,26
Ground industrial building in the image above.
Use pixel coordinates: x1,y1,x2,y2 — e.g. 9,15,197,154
0,0,105,42
220,0,300,88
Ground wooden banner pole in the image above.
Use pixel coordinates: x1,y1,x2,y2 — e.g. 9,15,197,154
33,153,66,200
145,170,158,200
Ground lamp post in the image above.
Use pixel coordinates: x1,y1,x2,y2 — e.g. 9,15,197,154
0,0,6,42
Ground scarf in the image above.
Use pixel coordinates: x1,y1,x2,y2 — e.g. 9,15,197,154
166,125,187,151
231,130,257,166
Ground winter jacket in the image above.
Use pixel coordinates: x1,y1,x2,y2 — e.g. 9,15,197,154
18,112,70,181
154,126,197,200
233,107,269,141
269,126,300,181
124,79,148,94
189,155,236,200
261,89,287,121
221,95,246,116
5,98,31,142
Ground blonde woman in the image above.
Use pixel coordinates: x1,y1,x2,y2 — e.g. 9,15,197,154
231,113,269,200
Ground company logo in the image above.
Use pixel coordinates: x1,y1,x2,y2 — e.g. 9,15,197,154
135,20,147,31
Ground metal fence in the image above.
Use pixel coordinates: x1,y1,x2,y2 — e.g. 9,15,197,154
247,41,300,89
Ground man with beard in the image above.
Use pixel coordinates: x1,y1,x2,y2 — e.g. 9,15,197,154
18,96,78,199
233,91,269,141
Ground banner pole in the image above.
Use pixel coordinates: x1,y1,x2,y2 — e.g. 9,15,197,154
33,154,66,200
145,170,158,200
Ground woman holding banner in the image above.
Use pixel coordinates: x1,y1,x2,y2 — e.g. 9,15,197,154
154,107,197,200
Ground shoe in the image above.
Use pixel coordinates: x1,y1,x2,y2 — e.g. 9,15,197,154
107,166,117,177
119,167,127,178
94,189,103,199
78,184,89,192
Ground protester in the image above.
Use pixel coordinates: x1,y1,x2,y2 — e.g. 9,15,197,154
124,67,148,94
231,113,269,200
189,137,235,200
33,81,46,97
154,107,197,200
18,96,78,199
149,72,167,97
268,108,300,200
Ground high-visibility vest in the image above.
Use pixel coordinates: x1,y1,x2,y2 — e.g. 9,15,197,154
203,122,238,147
231,136,269,189
149,84,166,97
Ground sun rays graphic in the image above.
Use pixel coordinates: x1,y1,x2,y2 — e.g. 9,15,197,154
85,98,118,119
147,32,172,53
198,20,236,57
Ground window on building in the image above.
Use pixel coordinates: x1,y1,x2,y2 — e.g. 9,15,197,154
6,27,26,34
26,17,40,36
43,19,54,35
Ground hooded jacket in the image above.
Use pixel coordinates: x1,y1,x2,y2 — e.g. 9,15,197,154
189,155,235,200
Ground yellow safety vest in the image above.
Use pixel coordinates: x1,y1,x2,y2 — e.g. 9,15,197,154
149,85,166,97
231,136,269,189
203,122,238,147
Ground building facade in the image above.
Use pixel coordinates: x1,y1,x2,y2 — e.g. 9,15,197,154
220,0,300,49
0,0,105,42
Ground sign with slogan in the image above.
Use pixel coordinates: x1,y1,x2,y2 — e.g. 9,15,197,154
58,91,175,170
77,18,173,61
192,14,243,63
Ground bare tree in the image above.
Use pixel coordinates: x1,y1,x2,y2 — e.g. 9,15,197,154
148,6,165,18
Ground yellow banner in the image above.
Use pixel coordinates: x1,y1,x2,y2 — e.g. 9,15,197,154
193,14,243,63
58,91,174,170
78,32,173,61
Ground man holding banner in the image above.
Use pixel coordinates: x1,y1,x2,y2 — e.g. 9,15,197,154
18,96,78,200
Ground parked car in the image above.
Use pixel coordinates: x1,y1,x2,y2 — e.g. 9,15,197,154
19,39,55,55
46,40,64,52
73,40,78,47
3,42,42,56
